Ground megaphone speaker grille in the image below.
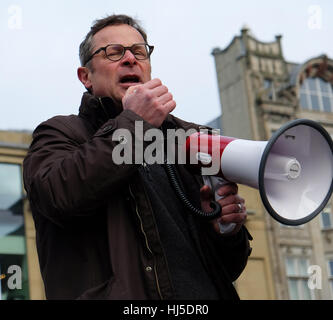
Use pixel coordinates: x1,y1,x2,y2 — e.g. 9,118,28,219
259,119,333,226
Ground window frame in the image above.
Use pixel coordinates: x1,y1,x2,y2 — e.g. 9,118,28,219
285,256,314,300
299,77,333,112
0,161,29,300
320,203,333,230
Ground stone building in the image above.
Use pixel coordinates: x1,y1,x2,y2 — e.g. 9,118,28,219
0,130,44,300
211,27,333,299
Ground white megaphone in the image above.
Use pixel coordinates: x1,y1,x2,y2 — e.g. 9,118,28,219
184,119,333,232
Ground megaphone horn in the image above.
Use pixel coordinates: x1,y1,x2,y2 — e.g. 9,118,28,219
185,119,333,226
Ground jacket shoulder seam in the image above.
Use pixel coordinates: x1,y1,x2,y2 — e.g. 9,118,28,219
44,115,89,144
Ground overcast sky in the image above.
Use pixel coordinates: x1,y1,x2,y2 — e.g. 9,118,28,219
0,0,332,131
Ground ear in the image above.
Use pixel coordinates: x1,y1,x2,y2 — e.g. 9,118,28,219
77,67,93,91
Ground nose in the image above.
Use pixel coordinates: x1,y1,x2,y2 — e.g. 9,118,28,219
121,49,137,66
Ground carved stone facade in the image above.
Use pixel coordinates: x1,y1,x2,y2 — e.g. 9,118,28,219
212,27,333,300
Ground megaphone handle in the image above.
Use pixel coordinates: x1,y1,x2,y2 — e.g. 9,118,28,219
202,175,236,234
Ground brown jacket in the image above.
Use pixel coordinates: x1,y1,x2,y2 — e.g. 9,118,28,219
23,92,252,300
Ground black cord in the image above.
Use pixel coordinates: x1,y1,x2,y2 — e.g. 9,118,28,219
164,163,221,220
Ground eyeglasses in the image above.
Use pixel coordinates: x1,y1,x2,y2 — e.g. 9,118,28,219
84,43,154,65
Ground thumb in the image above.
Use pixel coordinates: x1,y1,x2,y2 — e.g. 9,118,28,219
200,185,214,213
126,85,141,95
122,84,142,106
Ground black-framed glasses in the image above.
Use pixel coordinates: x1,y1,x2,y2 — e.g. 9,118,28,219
84,43,154,65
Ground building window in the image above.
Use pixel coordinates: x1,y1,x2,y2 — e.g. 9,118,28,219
0,163,29,300
285,257,313,300
264,78,276,100
328,259,333,298
320,204,332,230
299,77,333,112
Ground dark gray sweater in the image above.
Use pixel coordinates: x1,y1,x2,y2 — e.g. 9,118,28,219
139,163,220,299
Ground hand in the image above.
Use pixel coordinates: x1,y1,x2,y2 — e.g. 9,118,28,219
200,182,247,236
122,78,176,127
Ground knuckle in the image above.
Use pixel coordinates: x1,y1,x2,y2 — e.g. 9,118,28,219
229,183,238,194
154,78,162,85
156,105,165,116
152,100,160,108
234,195,242,203
145,91,153,100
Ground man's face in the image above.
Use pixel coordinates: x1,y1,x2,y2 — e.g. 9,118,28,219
82,24,152,103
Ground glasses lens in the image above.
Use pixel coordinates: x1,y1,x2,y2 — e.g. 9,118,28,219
131,44,149,60
105,44,151,61
105,45,124,61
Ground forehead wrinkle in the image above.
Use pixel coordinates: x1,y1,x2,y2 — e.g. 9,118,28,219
92,25,145,52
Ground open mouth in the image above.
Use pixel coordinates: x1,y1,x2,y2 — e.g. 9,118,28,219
119,75,141,84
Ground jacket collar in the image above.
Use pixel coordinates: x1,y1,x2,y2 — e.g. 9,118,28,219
78,92,123,131
78,91,184,132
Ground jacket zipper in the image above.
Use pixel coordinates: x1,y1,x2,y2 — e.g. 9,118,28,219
128,184,163,300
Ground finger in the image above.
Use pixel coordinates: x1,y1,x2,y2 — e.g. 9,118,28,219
151,85,169,97
200,185,216,213
126,84,142,95
162,99,176,113
220,203,246,215
217,183,238,197
158,92,173,105
200,185,213,202
217,194,244,208
143,78,162,89
219,212,247,224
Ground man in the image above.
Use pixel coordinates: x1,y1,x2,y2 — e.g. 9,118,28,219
23,14,252,300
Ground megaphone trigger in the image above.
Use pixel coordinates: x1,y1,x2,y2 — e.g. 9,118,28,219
202,175,236,234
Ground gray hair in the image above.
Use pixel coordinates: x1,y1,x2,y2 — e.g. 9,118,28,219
79,14,148,67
